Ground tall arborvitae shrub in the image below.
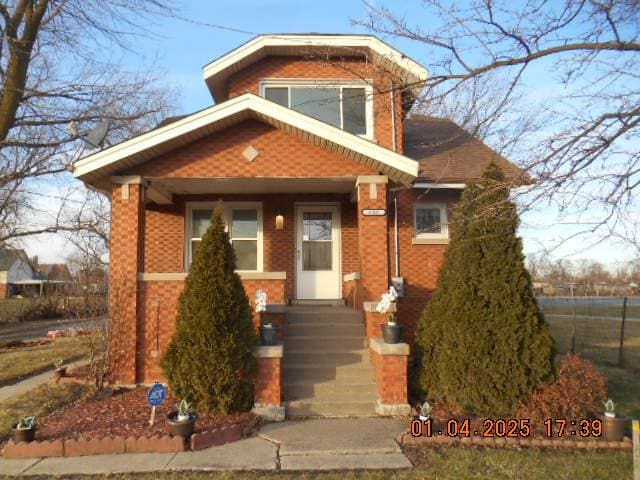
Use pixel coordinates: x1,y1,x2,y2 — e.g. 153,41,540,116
415,162,555,416
162,208,258,414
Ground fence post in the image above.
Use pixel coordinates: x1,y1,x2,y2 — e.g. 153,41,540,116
571,298,577,354
619,296,628,368
633,419,639,480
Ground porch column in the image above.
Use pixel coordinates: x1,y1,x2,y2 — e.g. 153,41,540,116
356,175,390,304
109,176,146,385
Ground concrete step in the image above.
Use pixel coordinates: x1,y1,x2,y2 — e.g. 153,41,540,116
285,400,377,418
283,364,375,383
286,314,363,324
284,336,368,350
290,300,346,307
285,323,364,336
283,381,378,400
283,349,370,364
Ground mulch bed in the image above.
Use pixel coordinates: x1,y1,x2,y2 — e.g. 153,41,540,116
33,387,257,441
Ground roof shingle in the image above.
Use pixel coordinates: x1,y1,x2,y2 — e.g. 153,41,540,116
403,115,526,184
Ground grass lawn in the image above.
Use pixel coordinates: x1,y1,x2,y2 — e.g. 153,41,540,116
0,299,33,322
0,382,92,440
0,336,89,387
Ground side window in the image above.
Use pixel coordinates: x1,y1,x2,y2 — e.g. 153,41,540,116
414,204,448,238
187,205,262,271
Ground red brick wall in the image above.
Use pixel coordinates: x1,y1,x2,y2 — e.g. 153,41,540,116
254,357,281,406
371,350,408,404
226,57,404,153
142,193,358,303
125,120,377,179
135,277,285,383
392,189,461,343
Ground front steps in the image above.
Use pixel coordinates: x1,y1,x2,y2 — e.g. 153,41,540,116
282,306,378,418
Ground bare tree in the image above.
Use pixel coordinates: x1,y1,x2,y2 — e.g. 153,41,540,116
0,0,175,244
357,0,639,238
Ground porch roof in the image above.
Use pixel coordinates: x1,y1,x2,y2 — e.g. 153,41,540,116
73,94,419,190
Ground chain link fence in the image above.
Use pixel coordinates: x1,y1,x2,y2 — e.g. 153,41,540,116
537,296,640,370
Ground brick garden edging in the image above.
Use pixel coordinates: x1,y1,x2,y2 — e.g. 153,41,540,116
398,432,633,450
2,422,253,459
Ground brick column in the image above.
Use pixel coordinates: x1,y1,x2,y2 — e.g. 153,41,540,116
252,345,285,421
109,177,145,385
369,338,411,415
363,300,396,340
357,176,390,303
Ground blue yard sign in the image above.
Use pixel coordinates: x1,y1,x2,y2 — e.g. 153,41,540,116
147,383,167,406
147,383,167,426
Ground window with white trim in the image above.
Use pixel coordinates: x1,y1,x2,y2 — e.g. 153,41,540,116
413,203,449,238
260,81,374,138
186,203,263,271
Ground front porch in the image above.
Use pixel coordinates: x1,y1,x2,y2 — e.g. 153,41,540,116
109,174,410,418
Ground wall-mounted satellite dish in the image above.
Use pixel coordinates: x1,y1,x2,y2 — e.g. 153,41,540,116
68,120,110,150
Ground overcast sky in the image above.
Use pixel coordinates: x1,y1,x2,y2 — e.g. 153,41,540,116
20,0,639,269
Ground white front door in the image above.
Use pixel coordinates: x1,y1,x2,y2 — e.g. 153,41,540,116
295,205,341,299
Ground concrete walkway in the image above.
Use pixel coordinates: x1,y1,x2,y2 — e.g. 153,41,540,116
0,359,88,402
0,418,412,474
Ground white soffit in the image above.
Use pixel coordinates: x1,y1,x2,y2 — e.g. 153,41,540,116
72,93,419,185
203,35,429,101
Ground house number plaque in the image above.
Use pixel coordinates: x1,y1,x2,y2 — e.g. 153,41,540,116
362,209,386,216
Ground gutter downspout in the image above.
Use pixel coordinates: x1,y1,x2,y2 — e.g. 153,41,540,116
394,194,399,278
390,80,397,153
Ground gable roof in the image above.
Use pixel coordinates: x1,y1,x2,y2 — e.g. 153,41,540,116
203,34,428,102
38,264,72,281
0,248,33,272
73,93,420,187
403,115,527,184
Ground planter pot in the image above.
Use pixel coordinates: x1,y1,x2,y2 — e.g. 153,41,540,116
53,368,66,379
166,411,197,438
381,324,403,344
260,326,280,346
12,424,36,443
598,414,629,442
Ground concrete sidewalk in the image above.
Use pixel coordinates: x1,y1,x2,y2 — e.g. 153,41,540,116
0,359,88,402
0,418,412,474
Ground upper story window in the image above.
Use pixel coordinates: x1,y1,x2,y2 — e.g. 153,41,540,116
186,202,263,272
413,203,449,239
260,81,374,138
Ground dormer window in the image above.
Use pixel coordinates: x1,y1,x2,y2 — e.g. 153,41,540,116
260,81,374,138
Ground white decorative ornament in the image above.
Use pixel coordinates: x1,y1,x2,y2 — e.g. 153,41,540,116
255,289,267,313
242,145,259,162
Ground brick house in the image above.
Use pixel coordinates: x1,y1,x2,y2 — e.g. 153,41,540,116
72,34,523,419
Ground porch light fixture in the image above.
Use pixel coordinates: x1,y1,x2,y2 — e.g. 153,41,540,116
275,210,284,230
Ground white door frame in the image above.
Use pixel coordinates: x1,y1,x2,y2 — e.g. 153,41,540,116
294,202,342,300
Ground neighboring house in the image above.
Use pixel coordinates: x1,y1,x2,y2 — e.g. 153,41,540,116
76,265,108,293
72,34,524,417
38,263,73,283
0,248,40,299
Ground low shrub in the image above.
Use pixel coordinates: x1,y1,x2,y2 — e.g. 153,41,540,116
517,353,607,424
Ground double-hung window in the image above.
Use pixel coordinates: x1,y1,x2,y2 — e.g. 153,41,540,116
261,81,373,138
413,203,449,239
186,202,263,271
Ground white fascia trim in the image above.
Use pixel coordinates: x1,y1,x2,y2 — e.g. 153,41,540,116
413,183,466,189
203,35,428,85
73,93,419,180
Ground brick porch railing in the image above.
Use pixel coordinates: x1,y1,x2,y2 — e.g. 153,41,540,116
363,301,411,416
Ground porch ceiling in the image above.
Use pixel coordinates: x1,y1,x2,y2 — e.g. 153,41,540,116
148,176,357,197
